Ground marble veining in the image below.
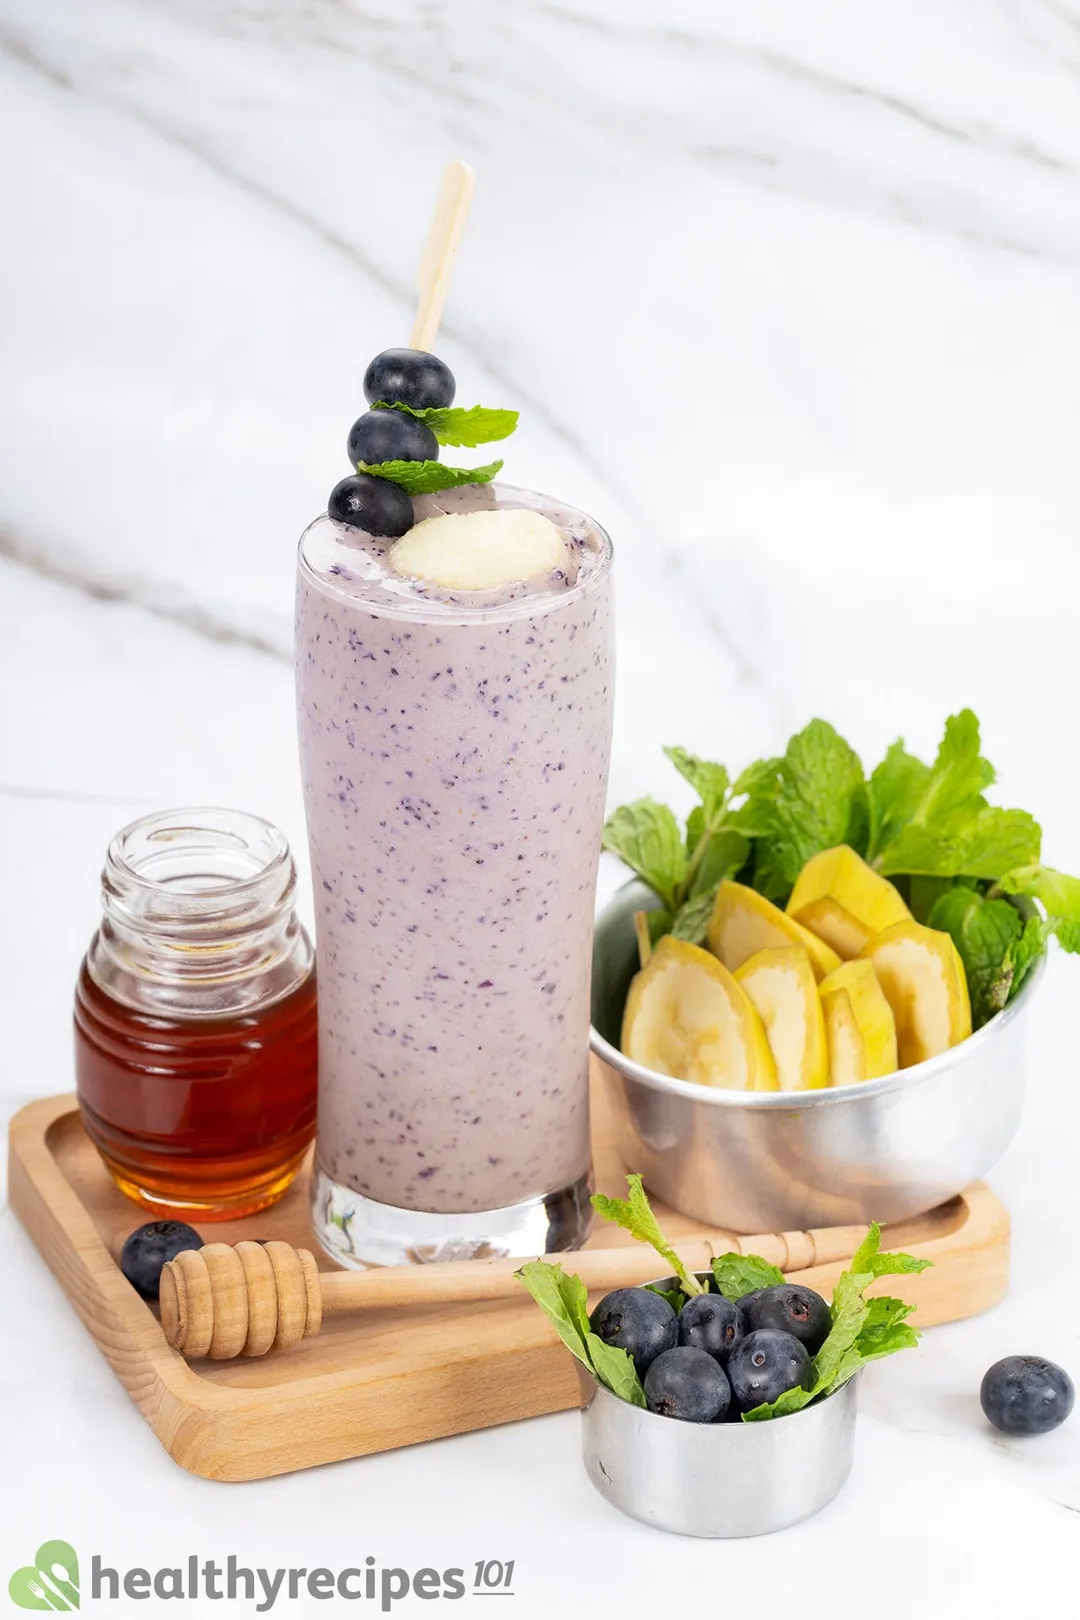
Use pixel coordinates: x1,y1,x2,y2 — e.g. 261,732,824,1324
1,0,1078,1605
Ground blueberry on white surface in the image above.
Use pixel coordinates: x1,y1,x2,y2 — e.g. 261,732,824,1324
980,1356,1075,1436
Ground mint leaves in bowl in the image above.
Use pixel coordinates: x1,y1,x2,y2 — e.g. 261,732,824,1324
601,709,1074,1035
590,710,1063,1230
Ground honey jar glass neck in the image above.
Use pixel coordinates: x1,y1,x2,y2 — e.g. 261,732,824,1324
87,808,312,1015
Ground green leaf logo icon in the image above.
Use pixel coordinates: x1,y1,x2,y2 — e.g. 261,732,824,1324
8,1541,79,1610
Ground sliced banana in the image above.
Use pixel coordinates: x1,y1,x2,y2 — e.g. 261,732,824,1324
735,946,829,1091
622,936,778,1091
389,507,567,591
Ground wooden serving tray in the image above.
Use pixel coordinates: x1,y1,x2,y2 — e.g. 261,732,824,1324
9,1074,1010,1482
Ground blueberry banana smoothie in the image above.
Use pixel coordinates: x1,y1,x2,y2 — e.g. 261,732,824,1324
296,347,614,1266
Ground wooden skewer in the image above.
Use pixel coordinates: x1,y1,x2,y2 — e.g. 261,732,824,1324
158,1220,872,1361
409,158,476,353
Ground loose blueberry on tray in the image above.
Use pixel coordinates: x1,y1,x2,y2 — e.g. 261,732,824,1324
120,1221,203,1300
677,1292,747,1364
589,1287,678,1378
743,1283,831,1355
645,1346,731,1423
980,1355,1075,1436
727,1329,812,1411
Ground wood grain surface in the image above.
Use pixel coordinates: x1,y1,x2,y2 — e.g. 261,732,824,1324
8,1071,1009,1482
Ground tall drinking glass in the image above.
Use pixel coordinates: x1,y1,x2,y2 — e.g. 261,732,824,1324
295,486,615,1266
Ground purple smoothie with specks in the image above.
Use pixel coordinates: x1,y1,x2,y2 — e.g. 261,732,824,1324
295,485,614,1238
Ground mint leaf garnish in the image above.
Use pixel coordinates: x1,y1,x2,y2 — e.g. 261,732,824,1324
997,864,1080,952
997,913,1052,1005
727,756,784,836
710,1253,786,1300
591,1174,705,1297
371,402,518,447
601,708,1068,986
729,722,866,901
584,1333,648,1407
772,720,867,881
516,1260,646,1406
869,711,1041,879
855,1294,920,1360
927,886,1023,1026
664,747,729,823
644,1283,685,1314
356,458,502,495
685,817,749,899
866,740,930,861
742,1223,930,1422
668,889,720,945
516,1260,593,1367
601,799,687,913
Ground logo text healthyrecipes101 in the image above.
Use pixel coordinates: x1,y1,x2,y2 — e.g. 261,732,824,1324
9,1544,518,1612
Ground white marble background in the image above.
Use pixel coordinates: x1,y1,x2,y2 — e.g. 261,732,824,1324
1,0,1079,1611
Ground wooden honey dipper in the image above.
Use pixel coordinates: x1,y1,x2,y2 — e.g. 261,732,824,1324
159,1220,873,1361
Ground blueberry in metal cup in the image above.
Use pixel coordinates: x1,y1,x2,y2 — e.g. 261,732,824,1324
644,1346,731,1423
677,1292,747,1364
742,1283,831,1355
590,1287,678,1378
727,1330,812,1413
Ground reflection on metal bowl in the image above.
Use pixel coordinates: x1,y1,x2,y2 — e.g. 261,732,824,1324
591,881,1043,1231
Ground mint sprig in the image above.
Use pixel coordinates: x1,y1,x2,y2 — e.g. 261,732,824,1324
866,710,1040,879
742,1222,931,1422
996,864,1080,953
371,401,518,447
516,1260,646,1408
356,458,502,496
927,886,1024,1026
739,721,866,901
602,709,1065,1024
601,756,749,945
710,1253,786,1300
591,1174,705,1297
518,1184,929,1423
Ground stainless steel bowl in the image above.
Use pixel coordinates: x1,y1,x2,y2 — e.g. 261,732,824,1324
591,880,1044,1231
579,1355,857,1537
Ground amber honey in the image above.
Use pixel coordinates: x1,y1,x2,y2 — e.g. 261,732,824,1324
75,962,317,1218
74,808,319,1219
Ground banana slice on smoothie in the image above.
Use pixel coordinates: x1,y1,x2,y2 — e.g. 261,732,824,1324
622,936,778,1091
389,507,567,590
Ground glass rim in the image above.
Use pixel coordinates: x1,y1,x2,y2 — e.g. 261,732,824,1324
105,807,292,901
296,481,613,625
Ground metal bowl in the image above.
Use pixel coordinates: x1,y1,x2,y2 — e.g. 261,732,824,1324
579,1271,857,1538
590,880,1045,1231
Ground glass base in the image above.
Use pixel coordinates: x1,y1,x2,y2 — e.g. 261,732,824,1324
311,1159,595,1269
